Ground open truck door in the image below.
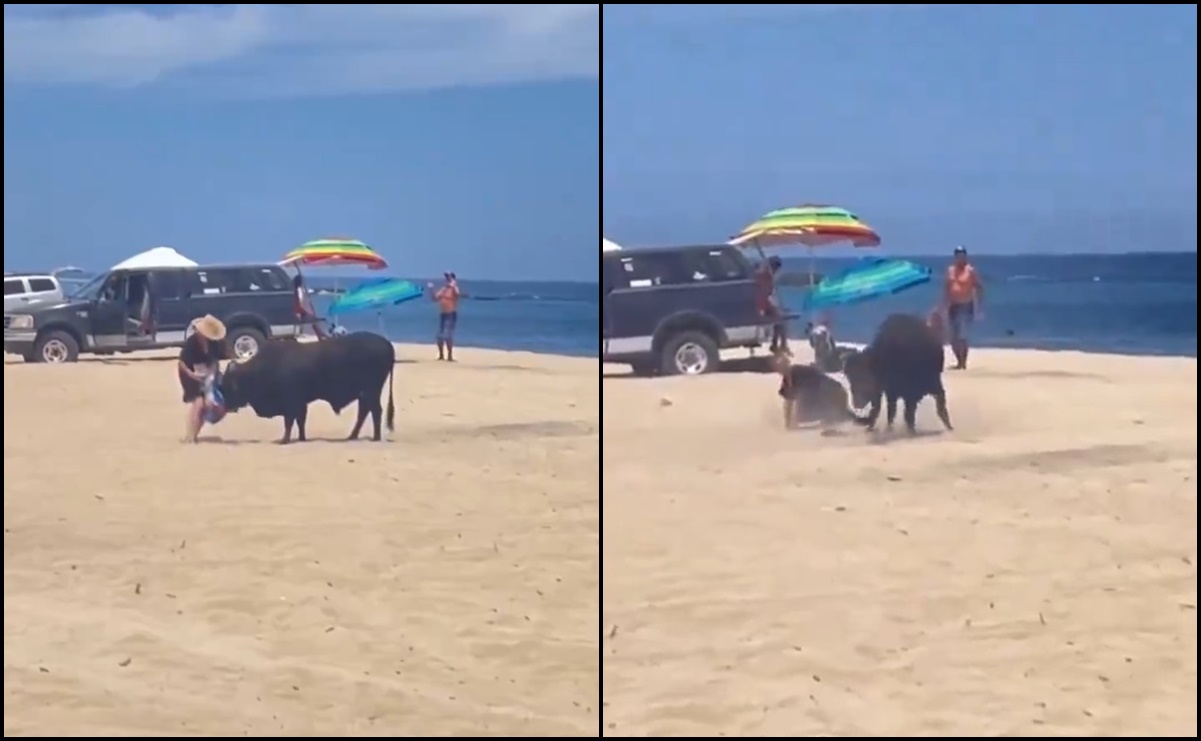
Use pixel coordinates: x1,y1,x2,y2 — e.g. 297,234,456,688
90,270,158,350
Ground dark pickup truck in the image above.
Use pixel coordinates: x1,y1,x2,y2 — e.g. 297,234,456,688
603,244,786,376
4,262,301,363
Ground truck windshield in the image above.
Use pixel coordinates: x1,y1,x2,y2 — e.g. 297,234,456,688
67,273,107,300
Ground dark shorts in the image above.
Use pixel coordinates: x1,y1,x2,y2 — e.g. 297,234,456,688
179,369,203,403
948,303,975,342
438,311,458,340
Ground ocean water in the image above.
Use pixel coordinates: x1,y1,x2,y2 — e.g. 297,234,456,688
45,253,1197,358
307,277,598,357
776,252,1197,357
50,273,599,357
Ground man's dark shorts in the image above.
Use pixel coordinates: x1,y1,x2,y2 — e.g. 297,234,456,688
438,311,458,340
948,302,974,343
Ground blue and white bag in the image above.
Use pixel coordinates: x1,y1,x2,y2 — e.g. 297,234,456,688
202,371,227,424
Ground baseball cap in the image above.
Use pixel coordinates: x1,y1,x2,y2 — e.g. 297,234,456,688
953,245,968,255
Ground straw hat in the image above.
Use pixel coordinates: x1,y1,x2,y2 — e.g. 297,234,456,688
191,315,227,342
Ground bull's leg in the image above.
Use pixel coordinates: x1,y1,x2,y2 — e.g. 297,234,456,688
280,415,294,445
368,396,384,441
295,405,308,442
863,393,883,431
934,388,954,431
348,399,370,440
902,395,920,434
885,393,899,429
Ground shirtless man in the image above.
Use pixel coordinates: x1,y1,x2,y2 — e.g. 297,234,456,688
428,272,461,361
943,246,984,370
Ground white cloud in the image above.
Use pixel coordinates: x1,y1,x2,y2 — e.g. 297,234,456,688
3,4,598,96
603,4,927,26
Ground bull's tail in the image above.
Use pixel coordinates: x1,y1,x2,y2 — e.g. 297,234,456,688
386,361,396,432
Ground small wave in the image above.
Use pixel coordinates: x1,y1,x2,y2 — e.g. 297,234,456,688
468,293,592,304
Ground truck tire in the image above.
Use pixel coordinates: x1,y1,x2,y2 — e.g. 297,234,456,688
32,330,80,364
227,326,267,361
659,330,719,376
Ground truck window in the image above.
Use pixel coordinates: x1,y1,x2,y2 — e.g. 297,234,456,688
254,267,289,292
151,271,184,300
610,253,688,289
100,273,127,303
680,249,748,283
27,278,57,293
195,269,245,294
4,279,25,296
602,258,619,294
702,249,749,281
177,271,203,298
196,267,284,294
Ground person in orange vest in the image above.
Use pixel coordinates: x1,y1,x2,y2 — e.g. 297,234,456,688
943,246,984,370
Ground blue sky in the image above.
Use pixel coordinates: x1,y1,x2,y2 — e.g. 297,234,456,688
3,4,599,281
603,4,1198,255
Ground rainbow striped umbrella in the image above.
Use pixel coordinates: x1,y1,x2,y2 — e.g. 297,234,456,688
283,238,388,270
731,205,881,250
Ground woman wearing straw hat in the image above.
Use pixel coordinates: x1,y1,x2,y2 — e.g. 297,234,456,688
179,315,227,443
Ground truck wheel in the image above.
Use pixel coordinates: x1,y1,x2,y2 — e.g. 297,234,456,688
32,330,80,364
227,326,267,361
659,331,719,376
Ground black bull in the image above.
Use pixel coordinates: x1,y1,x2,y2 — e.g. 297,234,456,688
220,333,397,444
842,313,954,434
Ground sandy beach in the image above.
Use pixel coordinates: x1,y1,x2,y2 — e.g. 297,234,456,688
4,345,599,737
603,348,1197,737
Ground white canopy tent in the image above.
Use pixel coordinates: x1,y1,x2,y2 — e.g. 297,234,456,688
602,238,623,253
111,246,198,271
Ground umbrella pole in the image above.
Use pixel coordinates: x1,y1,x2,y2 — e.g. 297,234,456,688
753,237,768,358
808,247,819,326
293,263,305,337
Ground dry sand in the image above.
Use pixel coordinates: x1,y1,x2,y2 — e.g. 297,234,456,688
4,345,599,737
603,348,1197,737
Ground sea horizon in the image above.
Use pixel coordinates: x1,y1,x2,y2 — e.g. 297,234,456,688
774,251,1197,359
601,245,1197,258
17,253,1197,359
